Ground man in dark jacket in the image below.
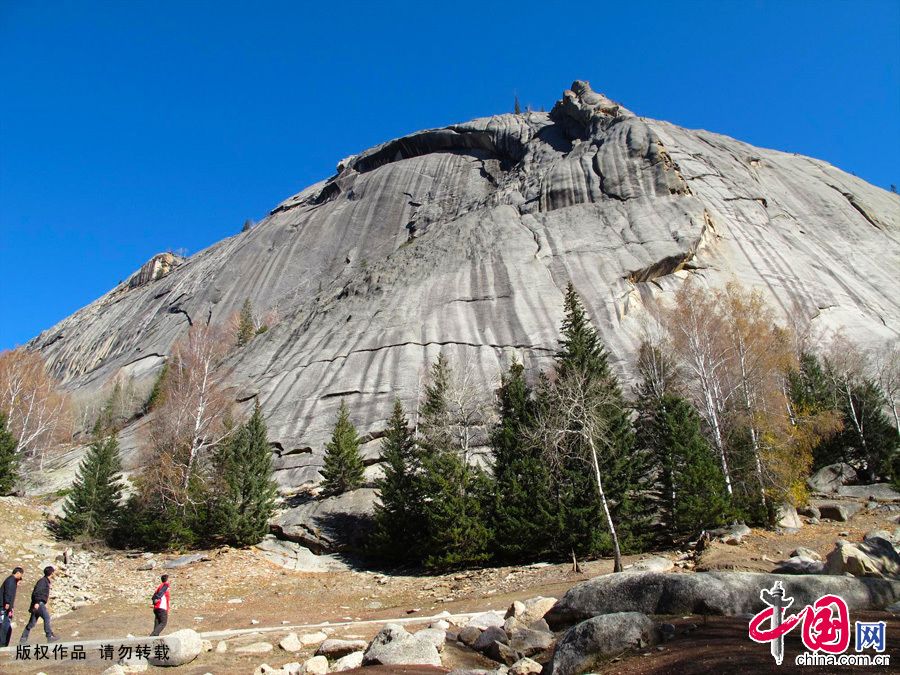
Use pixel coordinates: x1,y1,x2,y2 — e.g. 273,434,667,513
150,574,171,636
19,566,58,643
1,567,23,647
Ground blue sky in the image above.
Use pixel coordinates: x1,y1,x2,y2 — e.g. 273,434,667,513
1,0,898,350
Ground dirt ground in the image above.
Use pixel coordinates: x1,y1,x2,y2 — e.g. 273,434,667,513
1,495,897,674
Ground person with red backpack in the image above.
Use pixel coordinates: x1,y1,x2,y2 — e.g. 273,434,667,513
150,574,171,636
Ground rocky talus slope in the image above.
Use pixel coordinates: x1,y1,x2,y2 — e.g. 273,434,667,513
26,80,900,492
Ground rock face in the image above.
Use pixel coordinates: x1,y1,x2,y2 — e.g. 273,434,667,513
824,538,900,578
24,80,900,496
545,571,900,627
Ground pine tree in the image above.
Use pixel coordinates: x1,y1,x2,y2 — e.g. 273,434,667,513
212,402,278,546
639,394,730,537
416,354,491,569
0,413,18,495
547,283,651,566
490,359,555,561
57,434,123,540
371,400,424,561
237,298,255,346
320,401,365,496
514,95,522,115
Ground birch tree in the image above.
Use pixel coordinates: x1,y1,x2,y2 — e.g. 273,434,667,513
0,348,71,468
148,324,232,509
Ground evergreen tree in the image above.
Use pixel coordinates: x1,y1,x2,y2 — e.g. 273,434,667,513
416,354,491,570
639,394,730,537
57,434,123,540
144,363,168,413
0,413,18,495
550,283,651,561
212,402,278,546
514,95,522,114
371,400,424,561
237,299,255,346
490,359,555,561
320,401,365,496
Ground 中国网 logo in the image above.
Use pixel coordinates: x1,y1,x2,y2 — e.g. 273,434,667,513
748,581,890,667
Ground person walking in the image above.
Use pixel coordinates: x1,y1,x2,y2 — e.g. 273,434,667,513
150,574,171,636
19,566,58,643
1,566,23,647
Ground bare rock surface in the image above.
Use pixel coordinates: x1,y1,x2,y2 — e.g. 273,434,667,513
545,570,900,627
362,623,442,667
24,80,900,502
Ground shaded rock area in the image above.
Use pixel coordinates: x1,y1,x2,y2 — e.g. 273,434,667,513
272,489,375,553
545,571,900,627
25,80,900,502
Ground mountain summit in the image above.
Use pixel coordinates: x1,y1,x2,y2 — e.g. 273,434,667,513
28,81,900,490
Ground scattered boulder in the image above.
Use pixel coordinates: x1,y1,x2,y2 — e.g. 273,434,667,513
458,625,483,647
236,642,275,654
101,667,126,675
865,530,894,543
316,638,368,658
362,623,442,667
807,463,857,494
331,650,364,671
545,571,900,627
483,640,520,666
629,556,675,573
790,547,822,561
798,504,820,519
466,611,506,630
415,628,446,652
149,629,204,667
301,655,328,674
824,538,900,578
299,631,328,646
215,641,228,654
509,657,543,675
473,626,509,652
813,501,863,522
546,612,658,675
776,504,803,530
280,632,303,652
504,597,557,626
508,627,554,656
773,556,825,575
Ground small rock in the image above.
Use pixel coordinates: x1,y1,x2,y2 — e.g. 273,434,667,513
280,632,303,652
251,618,261,625
415,628,447,652
789,547,822,561
215,641,228,653
201,639,213,652
474,626,509,652
228,597,243,604
458,625,483,647
466,611,505,630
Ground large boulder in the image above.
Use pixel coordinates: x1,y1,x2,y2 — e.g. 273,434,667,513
546,612,658,675
508,627,554,656
629,556,675,573
545,571,900,627
272,489,376,553
807,463,857,494
812,500,863,522
149,629,203,667
836,484,900,500
505,597,557,626
256,535,348,572
473,626,508,652
363,623,442,667
331,651,364,671
776,504,802,530
824,538,900,578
